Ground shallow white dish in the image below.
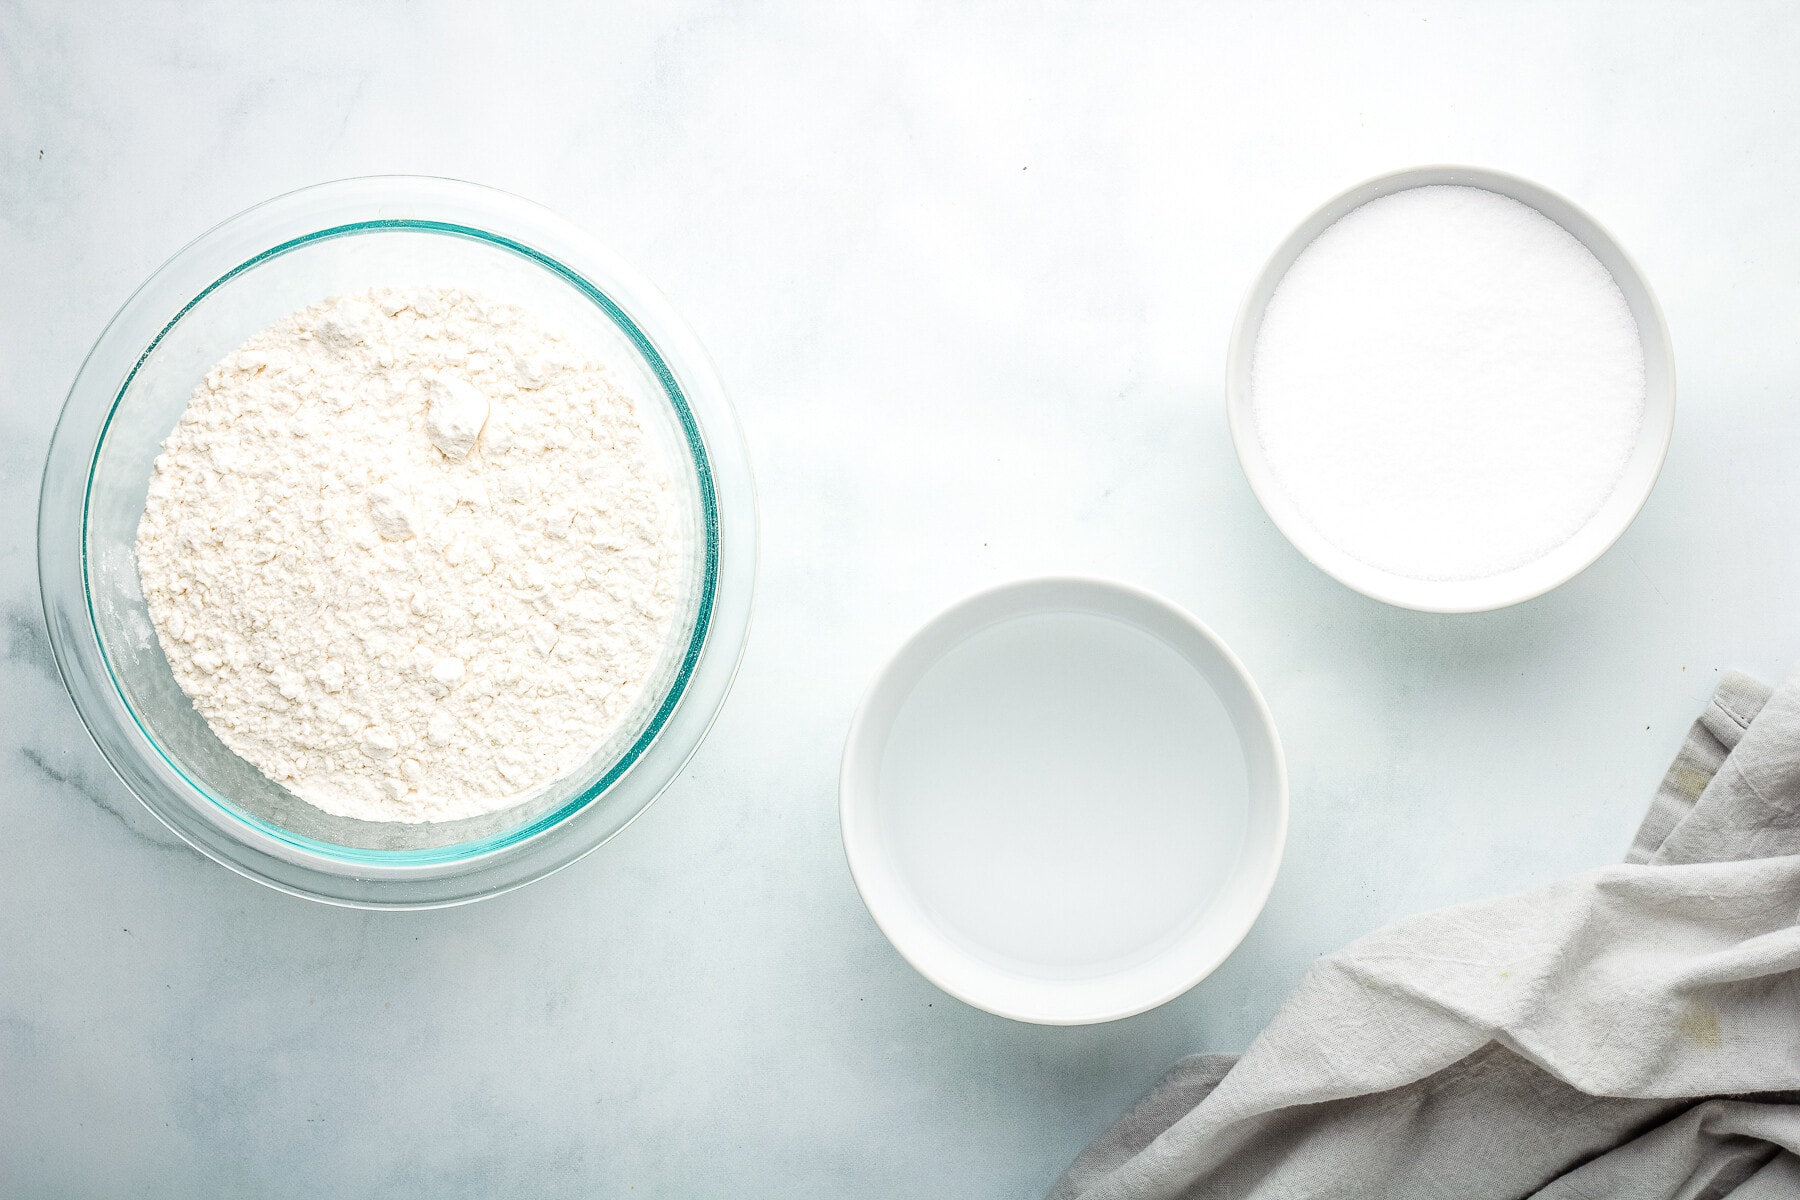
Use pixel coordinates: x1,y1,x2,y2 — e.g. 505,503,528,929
840,578,1286,1026
1226,164,1676,613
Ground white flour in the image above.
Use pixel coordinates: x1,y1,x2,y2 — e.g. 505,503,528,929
1250,185,1646,581
136,287,685,823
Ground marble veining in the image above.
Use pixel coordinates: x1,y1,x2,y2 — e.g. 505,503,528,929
5,2,1800,1196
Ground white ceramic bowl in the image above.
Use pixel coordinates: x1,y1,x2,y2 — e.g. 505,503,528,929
1226,165,1676,613
840,578,1286,1025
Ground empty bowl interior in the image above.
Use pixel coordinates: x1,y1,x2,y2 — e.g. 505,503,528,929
841,579,1286,1025
83,224,711,858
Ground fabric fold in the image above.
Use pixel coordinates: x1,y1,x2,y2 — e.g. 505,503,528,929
1051,669,1800,1200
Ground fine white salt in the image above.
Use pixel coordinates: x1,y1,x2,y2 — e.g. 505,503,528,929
1249,184,1646,582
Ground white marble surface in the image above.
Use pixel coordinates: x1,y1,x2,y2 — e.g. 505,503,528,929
5,2,1800,1195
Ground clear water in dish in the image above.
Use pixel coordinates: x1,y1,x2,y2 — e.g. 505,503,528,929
875,611,1250,980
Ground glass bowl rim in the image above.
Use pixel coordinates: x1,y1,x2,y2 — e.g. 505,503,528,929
84,217,720,867
38,175,759,907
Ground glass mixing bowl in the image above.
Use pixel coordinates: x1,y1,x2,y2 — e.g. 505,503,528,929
39,177,757,908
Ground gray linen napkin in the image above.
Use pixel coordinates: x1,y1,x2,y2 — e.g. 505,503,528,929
1049,669,1800,1200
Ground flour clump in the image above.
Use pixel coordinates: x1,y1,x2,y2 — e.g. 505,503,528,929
135,287,686,823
